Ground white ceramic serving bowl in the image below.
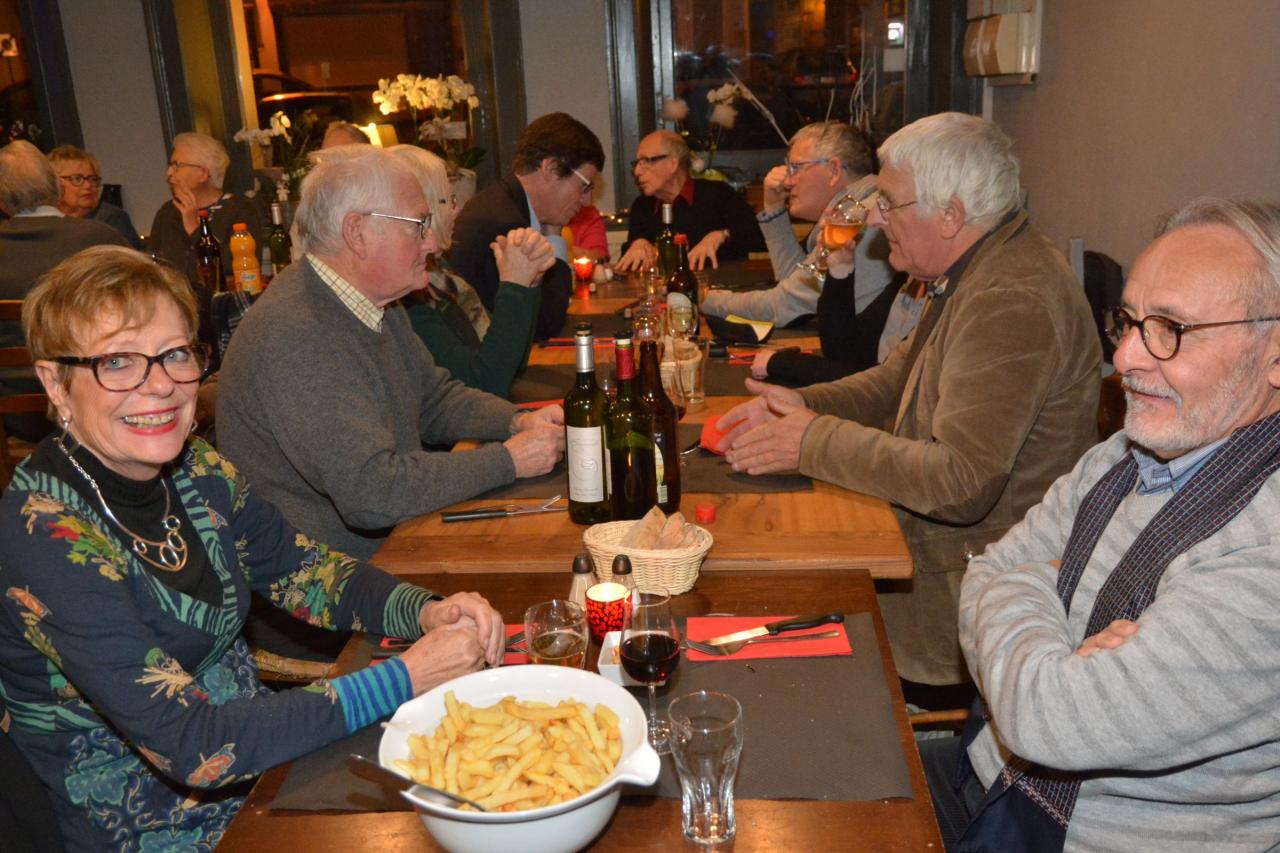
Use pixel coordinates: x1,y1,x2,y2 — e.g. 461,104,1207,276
379,665,661,853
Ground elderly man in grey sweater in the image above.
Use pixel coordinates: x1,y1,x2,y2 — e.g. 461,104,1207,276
927,198,1280,851
218,146,563,560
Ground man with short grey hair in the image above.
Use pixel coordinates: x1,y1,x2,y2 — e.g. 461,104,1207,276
148,130,263,284
615,128,764,272
927,197,1280,851
0,140,125,440
703,121,900,384
218,145,565,560
717,112,1101,705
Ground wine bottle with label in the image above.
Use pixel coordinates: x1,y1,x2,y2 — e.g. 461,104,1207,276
268,198,293,273
636,338,680,513
194,211,223,293
655,202,677,279
606,334,657,520
564,323,612,524
666,233,700,338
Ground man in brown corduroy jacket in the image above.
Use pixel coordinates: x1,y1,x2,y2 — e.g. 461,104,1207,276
718,113,1101,703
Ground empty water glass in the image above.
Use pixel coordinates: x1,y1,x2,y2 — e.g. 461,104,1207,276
668,690,744,846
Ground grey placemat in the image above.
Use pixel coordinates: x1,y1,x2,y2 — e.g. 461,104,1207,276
511,363,575,404
632,613,913,802
704,358,752,396
273,614,912,811
560,313,628,337
678,422,813,495
474,459,567,501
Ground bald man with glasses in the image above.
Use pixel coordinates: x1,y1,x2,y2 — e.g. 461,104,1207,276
615,129,764,272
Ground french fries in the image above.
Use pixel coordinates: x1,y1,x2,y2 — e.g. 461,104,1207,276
394,691,624,812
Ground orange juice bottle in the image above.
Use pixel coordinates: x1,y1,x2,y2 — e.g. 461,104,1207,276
229,223,262,295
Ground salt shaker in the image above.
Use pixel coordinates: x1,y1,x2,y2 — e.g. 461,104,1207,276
568,553,594,609
611,554,636,592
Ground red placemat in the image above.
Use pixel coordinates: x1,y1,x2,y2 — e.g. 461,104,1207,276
503,624,528,665
685,616,852,662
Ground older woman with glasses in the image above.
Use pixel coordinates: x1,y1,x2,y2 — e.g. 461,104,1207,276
390,144,555,397
47,145,143,248
0,245,506,850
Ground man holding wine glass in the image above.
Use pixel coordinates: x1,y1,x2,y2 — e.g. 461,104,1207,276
716,113,1101,711
701,122,902,385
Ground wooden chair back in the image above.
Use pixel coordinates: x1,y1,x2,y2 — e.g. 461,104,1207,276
0,299,49,490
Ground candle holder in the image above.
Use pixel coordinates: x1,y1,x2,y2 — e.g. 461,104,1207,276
573,255,595,282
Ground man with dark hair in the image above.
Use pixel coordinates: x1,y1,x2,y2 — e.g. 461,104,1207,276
615,129,764,272
449,112,603,339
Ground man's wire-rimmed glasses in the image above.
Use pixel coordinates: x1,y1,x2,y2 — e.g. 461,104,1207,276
784,158,831,178
875,196,918,216
53,345,213,392
363,211,432,240
1105,306,1280,360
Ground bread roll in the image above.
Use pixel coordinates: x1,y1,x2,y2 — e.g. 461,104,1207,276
620,506,666,548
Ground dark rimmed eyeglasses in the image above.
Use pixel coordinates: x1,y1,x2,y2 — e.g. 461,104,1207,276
363,211,432,240
59,174,103,187
53,344,213,392
630,152,673,170
570,166,596,195
1105,307,1280,360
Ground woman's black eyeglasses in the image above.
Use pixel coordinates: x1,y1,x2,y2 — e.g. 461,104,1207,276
53,344,213,392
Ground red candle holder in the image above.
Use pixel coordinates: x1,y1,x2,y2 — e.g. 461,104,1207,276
585,582,631,643
573,255,595,282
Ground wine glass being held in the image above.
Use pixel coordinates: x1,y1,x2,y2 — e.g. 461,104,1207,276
619,588,680,754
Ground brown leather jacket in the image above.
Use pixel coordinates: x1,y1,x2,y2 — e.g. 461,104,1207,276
798,211,1102,684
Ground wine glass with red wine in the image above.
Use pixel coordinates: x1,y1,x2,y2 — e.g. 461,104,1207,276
619,587,680,755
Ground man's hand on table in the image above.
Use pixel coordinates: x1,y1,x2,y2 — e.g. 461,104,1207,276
493,227,555,287
720,378,817,474
615,238,656,273
689,229,729,271
505,405,565,478
420,592,506,667
1075,619,1139,658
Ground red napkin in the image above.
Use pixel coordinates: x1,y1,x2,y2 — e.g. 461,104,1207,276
700,417,744,455
504,624,529,665
685,616,852,662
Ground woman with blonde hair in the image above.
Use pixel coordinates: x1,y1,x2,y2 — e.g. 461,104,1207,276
46,145,143,248
0,245,506,849
389,144,554,397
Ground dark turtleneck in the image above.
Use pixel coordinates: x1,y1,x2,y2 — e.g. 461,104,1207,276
41,438,220,605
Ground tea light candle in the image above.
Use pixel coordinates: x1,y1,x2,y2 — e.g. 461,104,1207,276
573,255,595,282
585,582,631,642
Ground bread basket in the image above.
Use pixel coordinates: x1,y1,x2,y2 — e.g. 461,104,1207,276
582,520,712,595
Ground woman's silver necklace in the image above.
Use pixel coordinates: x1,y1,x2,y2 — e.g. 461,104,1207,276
55,437,188,573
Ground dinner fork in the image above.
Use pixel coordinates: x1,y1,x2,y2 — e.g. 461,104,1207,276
685,630,841,657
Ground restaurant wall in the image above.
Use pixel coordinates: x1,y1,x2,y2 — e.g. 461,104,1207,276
58,0,170,237
989,0,1280,270
518,0,618,214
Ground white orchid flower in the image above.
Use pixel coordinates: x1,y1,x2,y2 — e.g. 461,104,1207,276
661,98,690,121
710,103,738,128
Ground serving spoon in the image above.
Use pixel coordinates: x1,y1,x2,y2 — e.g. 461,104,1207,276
346,753,488,811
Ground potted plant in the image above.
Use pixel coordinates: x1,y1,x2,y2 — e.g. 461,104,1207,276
373,73,485,204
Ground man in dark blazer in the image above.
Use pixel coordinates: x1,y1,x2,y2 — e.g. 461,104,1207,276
448,113,604,340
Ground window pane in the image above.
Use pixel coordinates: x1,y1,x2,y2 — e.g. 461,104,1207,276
669,0,906,158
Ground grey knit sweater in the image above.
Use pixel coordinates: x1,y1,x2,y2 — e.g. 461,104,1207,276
217,258,517,559
961,431,1280,851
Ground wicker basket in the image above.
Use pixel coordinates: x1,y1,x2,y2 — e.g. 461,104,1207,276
582,520,712,595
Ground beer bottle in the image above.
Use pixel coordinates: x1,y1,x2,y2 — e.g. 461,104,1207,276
606,333,657,520
194,211,223,293
655,202,677,279
564,324,612,524
667,234,700,337
636,339,681,513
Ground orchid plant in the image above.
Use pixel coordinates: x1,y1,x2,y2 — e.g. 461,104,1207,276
663,75,787,180
372,73,485,172
234,109,318,198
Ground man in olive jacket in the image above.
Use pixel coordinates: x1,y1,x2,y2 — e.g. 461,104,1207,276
717,113,1101,700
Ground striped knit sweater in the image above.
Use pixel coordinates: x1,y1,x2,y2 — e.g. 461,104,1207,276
961,431,1280,852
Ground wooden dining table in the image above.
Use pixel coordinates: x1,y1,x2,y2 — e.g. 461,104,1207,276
217,569,943,851
372,265,913,580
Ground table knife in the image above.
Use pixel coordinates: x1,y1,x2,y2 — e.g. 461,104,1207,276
703,612,844,647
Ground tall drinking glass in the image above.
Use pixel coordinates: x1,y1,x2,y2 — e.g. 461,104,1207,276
523,600,588,667
668,690,744,846
797,193,869,276
619,588,680,754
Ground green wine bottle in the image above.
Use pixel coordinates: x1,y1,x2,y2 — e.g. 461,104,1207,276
564,323,611,524
606,334,657,520
667,233,700,337
655,202,677,279
636,339,680,513
268,198,292,273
